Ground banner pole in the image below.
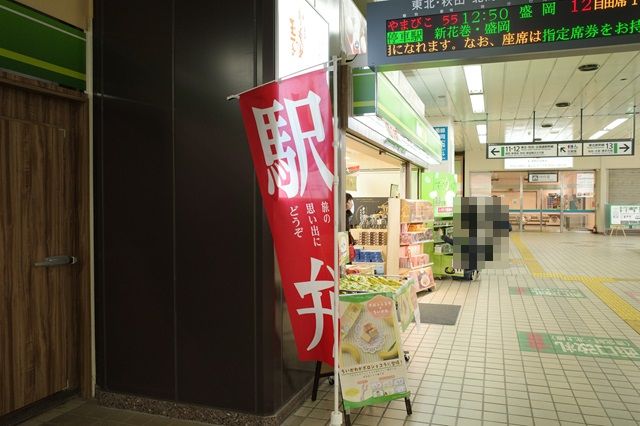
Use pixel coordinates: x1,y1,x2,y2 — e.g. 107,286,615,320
330,55,343,426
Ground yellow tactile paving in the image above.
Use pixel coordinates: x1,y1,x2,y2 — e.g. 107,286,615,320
510,233,544,274
513,234,640,336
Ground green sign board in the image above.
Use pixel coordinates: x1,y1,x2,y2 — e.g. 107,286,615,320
376,72,441,161
509,287,585,298
367,0,640,70
0,0,86,90
421,172,457,217
518,331,640,360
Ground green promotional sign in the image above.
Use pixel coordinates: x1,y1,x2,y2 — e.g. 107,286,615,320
351,68,442,165
395,279,417,331
339,292,409,409
376,72,441,161
518,332,640,360
421,172,458,217
0,0,86,90
509,287,585,298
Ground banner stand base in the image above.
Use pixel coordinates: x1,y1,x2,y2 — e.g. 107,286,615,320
330,410,343,426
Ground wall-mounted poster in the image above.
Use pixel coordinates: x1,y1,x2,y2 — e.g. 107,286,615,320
277,0,329,78
341,0,367,55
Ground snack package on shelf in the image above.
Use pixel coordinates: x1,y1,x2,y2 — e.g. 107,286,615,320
340,275,404,293
354,249,384,263
400,200,434,223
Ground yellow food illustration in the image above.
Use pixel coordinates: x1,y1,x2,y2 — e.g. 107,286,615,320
383,315,395,327
341,341,362,364
344,387,360,397
379,341,398,360
360,322,379,343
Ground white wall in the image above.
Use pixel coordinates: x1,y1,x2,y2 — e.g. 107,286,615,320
349,170,402,198
464,145,640,231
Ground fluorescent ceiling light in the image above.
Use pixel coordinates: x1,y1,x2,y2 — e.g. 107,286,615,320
470,94,485,113
476,124,487,144
589,130,608,140
463,65,483,94
604,117,628,131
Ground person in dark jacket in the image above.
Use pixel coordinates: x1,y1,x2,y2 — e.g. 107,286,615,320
346,193,356,245
440,230,479,281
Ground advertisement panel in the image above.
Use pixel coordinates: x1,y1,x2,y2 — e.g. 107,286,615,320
238,69,335,364
395,279,418,331
421,171,457,217
339,292,410,409
277,0,329,78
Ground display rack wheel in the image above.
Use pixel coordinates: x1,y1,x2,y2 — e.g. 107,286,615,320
404,351,410,362
328,376,335,385
404,397,413,415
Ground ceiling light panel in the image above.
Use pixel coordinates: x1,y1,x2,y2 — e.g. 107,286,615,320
470,94,485,113
463,65,484,94
589,130,608,140
604,117,628,131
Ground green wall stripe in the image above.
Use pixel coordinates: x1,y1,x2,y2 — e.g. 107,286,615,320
0,0,85,90
0,0,84,38
0,46,85,80
0,56,84,89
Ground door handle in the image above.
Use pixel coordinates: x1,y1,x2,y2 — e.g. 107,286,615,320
34,255,78,267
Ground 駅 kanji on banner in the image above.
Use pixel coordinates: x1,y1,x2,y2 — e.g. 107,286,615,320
238,69,335,365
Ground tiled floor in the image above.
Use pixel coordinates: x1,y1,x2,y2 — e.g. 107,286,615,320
285,232,640,426
20,398,214,425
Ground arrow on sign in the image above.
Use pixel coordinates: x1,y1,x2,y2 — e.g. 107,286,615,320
620,144,630,153
491,148,499,156
560,147,566,153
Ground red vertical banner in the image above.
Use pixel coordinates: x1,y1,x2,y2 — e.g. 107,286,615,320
238,69,335,365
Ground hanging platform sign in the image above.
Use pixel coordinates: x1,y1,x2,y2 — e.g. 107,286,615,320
487,139,634,159
487,143,557,159
367,0,640,70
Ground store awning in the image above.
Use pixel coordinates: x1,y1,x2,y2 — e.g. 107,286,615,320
350,68,442,168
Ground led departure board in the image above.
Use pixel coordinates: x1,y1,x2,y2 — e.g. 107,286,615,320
368,0,640,68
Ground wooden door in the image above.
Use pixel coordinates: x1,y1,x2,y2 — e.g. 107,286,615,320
0,117,78,415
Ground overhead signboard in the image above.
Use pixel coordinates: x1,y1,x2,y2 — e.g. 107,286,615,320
583,141,633,156
558,142,583,156
277,0,329,78
433,126,449,161
528,172,557,183
505,157,573,170
487,139,634,159
367,0,640,69
487,143,557,159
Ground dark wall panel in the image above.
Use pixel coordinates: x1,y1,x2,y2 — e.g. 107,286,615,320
94,0,175,400
173,1,259,412
100,98,175,399
99,0,173,105
94,0,314,415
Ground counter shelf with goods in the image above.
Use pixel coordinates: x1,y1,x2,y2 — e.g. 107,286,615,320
428,217,457,278
386,199,436,292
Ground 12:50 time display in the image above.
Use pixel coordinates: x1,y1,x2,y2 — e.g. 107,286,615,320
441,7,509,26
